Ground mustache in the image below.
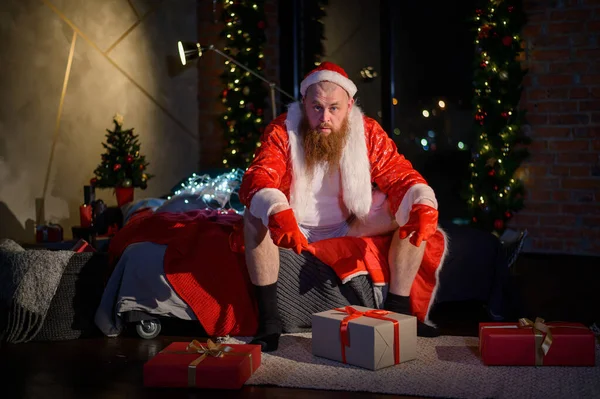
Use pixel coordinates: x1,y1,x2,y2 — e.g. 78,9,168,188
318,123,332,129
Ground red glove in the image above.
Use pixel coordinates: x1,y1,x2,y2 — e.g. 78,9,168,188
397,204,439,247
268,208,308,254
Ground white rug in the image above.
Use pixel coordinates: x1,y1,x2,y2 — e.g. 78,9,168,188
226,333,600,399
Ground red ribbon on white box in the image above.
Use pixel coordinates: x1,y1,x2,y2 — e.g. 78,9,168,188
334,306,400,365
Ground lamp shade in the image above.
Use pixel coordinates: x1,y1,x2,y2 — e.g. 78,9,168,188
177,41,202,65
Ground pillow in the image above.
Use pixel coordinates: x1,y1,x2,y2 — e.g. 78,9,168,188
155,194,212,214
121,198,165,224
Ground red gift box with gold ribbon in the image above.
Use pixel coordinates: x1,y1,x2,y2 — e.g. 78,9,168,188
479,318,596,366
143,339,261,389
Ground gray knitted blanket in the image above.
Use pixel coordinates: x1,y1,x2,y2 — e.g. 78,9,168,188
0,239,73,343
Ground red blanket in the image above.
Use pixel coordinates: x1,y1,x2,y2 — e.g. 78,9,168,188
108,209,447,337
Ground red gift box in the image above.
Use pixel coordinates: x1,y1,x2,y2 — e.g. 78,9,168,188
71,239,96,253
36,223,63,243
479,318,596,366
143,339,261,389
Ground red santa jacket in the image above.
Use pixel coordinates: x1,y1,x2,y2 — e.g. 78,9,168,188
238,102,431,224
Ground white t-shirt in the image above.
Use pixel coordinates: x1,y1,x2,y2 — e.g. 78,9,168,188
300,163,351,227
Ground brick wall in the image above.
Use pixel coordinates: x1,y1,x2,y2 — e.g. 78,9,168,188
511,0,600,255
197,0,279,169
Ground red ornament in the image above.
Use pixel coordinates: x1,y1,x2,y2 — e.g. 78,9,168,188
505,211,512,219
508,6,514,12
480,61,488,68
90,177,98,186
257,108,263,116
222,89,228,98
494,185,499,190
139,164,145,170
475,110,487,125
126,154,133,163
473,217,478,222
488,170,496,176
494,219,504,230
475,8,483,15
257,21,265,29
113,164,122,171
478,25,491,39
501,112,509,118
502,36,513,46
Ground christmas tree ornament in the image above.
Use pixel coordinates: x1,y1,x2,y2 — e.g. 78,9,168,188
499,70,509,80
126,154,134,163
113,163,122,171
502,36,513,46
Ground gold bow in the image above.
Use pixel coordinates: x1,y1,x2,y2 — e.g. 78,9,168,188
186,339,233,357
519,317,553,365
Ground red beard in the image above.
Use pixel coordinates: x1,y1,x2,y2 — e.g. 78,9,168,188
301,112,350,177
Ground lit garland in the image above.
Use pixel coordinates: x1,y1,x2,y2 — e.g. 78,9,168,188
466,0,531,235
219,0,269,169
168,169,245,212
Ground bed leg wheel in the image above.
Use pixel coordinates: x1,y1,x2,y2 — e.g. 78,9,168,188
135,319,161,339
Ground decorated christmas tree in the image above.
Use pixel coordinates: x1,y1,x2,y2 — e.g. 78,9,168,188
218,0,269,169
465,0,530,236
91,113,152,189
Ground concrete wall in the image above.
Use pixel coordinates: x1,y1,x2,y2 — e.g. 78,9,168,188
0,0,199,242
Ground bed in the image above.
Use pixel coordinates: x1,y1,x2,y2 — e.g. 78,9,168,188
95,193,518,339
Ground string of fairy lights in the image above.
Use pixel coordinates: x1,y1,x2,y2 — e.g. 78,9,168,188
466,0,530,235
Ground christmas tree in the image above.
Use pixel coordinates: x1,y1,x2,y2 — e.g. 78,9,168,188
465,0,530,236
91,113,152,189
218,0,269,169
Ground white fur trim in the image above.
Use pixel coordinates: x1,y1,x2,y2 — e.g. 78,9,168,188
394,183,438,227
340,270,370,284
249,188,290,226
285,102,372,224
424,226,450,328
340,105,372,219
300,70,358,98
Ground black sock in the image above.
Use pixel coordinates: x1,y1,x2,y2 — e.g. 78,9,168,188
383,292,411,315
250,282,282,352
384,292,440,338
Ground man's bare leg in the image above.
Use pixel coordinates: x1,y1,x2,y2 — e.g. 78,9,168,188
244,211,282,351
347,191,439,336
385,231,439,337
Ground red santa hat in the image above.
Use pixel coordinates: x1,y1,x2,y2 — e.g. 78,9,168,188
300,62,357,98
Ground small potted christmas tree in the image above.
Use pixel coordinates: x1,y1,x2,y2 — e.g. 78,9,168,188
90,113,153,206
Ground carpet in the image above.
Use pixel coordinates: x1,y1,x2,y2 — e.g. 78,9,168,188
226,333,600,399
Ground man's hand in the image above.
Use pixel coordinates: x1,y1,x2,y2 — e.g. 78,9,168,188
397,204,438,247
268,208,308,254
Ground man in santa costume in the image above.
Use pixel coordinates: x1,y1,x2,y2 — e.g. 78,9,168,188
239,62,443,352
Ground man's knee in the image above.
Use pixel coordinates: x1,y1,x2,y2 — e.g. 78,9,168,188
244,210,272,246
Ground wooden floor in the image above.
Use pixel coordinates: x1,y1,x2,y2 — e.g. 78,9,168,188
1,252,598,399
